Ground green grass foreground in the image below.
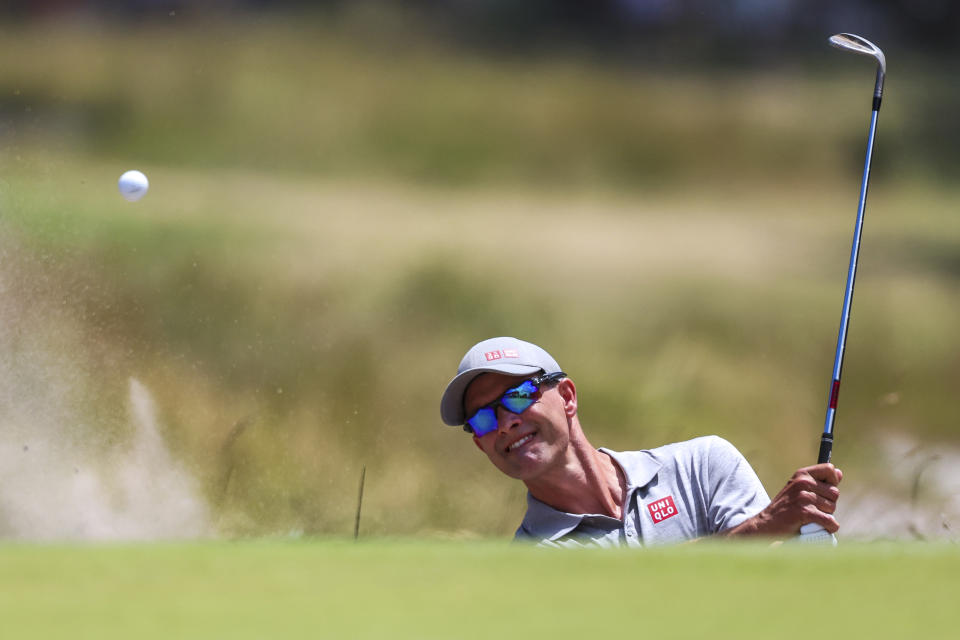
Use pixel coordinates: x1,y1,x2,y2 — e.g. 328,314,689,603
2,540,958,639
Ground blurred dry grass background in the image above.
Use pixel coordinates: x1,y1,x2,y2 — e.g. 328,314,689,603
1,16,958,539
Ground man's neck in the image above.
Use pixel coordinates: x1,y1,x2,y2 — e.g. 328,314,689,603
524,429,626,519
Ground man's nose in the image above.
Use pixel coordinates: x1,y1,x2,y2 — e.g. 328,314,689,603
496,406,523,433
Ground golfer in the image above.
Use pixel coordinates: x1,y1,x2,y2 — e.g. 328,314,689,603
440,336,843,547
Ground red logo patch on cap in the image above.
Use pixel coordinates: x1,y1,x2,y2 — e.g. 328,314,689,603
485,349,520,361
646,496,678,523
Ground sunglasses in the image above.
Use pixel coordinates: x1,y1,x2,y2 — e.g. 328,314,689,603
463,372,567,437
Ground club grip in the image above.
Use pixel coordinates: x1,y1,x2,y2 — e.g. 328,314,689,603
797,435,838,545
817,433,833,464
798,522,838,545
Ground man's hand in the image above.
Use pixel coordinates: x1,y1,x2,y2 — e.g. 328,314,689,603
725,463,843,538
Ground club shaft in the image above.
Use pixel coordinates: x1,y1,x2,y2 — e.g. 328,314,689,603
818,106,880,463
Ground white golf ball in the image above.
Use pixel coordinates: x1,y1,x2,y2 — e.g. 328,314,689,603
118,170,149,202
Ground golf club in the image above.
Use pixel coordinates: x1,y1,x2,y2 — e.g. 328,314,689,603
799,33,886,544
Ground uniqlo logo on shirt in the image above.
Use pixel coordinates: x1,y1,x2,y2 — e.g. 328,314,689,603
647,496,678,523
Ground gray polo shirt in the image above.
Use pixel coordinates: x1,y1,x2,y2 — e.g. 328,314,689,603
515,435,770,548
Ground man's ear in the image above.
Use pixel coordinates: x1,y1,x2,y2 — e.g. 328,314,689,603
557,378,578,418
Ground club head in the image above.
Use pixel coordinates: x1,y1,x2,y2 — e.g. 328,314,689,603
829,33,886,75
829,33,886,101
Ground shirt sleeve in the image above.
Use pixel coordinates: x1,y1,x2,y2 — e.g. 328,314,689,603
703,436,771,532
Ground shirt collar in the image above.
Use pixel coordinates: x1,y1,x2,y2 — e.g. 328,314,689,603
518,448,663,541
599,448,662,491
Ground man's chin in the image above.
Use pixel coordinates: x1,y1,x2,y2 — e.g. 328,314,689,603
498,453,547,481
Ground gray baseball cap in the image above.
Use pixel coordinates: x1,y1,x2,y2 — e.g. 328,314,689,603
440,337,562,426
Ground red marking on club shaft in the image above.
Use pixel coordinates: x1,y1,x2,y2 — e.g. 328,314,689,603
829,380,841,409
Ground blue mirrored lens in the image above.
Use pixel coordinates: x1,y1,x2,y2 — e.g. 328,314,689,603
501,380,538,414
467,407,498,437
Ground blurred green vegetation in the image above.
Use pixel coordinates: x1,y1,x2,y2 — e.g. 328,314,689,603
1,19,958,538
2,17,950,188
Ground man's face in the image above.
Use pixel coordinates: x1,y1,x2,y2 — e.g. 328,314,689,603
463,372,574,481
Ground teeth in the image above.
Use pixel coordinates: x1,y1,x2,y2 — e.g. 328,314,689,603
508,434,534,451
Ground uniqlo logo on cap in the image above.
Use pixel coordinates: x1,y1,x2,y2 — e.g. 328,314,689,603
647,496,678,523
485,349,520,361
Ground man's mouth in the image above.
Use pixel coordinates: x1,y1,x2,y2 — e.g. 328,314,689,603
506,433,535,452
